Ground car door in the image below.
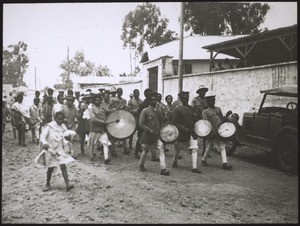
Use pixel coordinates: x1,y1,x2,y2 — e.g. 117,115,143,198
253,111,269,139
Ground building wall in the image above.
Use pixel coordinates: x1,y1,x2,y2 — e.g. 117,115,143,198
163,61,297,123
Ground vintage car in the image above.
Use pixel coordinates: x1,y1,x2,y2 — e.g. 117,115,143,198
227,85,298,173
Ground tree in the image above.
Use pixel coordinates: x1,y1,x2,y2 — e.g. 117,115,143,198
184,2,270,35
56,50,112,89
121,3,178,57
3,41,29,87
95,65,112,77
59,51,95,89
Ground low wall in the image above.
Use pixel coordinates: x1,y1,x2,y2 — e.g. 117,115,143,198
163,61,297,123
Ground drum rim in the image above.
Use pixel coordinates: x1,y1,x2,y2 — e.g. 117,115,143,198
218,122,236,138
159,124,179,144
194,119,212,137
106,109,137,140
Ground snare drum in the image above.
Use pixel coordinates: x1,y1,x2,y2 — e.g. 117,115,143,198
218,122,236,139
194,119,212,137
160,124,179,143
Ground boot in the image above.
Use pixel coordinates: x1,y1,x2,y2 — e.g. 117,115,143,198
104,158,111,164
160,169,170,176
192,168,202,174
202,160,209,166
139,165,147,172
222,163,233,170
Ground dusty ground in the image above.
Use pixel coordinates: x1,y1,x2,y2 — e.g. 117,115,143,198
1,123,298,224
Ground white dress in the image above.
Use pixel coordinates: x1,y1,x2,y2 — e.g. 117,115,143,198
34,121,75,168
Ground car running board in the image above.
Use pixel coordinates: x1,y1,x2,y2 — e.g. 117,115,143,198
237,135,272,152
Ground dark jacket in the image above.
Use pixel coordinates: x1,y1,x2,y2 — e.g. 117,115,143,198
171,104,195,142
139,106,160,144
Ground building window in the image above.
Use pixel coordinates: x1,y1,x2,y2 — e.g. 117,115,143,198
184,64,192,74
172,61,192,75
172,61,178,75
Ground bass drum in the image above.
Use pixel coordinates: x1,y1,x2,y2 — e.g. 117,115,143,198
218,122,236,139
160,124,179,143
194,119,212,137
106,109,136,140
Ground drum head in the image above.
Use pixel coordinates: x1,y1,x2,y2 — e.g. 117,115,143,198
106,110,136,140
218,122,236,138
160,124,179,143
194,119,212,137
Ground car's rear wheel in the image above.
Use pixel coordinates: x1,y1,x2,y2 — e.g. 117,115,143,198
275,133,298,173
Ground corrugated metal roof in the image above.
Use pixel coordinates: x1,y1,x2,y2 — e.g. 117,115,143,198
201,24,297,66
203,24,297,50
147,35,245,61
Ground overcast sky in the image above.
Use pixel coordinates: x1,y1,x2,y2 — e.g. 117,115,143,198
3,2,297,90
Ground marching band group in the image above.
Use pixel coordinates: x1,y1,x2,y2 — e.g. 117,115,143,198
2,84,238,192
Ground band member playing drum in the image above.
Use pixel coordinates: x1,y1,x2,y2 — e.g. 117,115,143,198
127,89,143,158
139,92,170,176
171,91,202,174
201,94,233,170
110,87,130,155
88,94,112,164
136,89,159,162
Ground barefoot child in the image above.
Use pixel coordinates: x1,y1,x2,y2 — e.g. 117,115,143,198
36,111,75,192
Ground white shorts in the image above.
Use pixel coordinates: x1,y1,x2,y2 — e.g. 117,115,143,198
89,131,111,146
176,136,198,150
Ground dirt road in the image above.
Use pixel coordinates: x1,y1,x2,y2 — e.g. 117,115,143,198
1,124,298,223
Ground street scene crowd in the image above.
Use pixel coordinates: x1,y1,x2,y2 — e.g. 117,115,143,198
2,85,238,192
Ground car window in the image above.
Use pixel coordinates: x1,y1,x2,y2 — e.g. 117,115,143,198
263,95,298,108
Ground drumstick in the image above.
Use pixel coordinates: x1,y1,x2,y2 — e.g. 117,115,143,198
219,128,229,134
105,119,120,125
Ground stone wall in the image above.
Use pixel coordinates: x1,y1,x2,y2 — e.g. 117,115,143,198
108,61,297,124
163,61,298,123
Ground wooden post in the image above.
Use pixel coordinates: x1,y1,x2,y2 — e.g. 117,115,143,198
178,2,184,93
35,67,37,90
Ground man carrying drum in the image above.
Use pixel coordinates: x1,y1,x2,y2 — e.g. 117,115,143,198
88,94,112,164
191,85,209,156
136,89,159,162
109,87,130,155
127,89,143,158
139,92,170,176
171,91,202,174
201,94,233,170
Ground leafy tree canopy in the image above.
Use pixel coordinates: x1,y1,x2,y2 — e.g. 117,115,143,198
56,50,112,90
121,3,178,55
3,41,29,87
184,2,270,35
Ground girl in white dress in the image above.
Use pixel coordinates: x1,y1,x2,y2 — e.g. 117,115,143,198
36,111,75,192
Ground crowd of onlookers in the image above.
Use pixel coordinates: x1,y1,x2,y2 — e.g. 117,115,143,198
209,58,250,72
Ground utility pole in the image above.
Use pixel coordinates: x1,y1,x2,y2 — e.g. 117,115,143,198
178,2,185,93
67,46,70,87
35,67,37,90
130,46,133,76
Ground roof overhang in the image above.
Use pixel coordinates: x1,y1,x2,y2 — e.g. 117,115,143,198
203,25,298,66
